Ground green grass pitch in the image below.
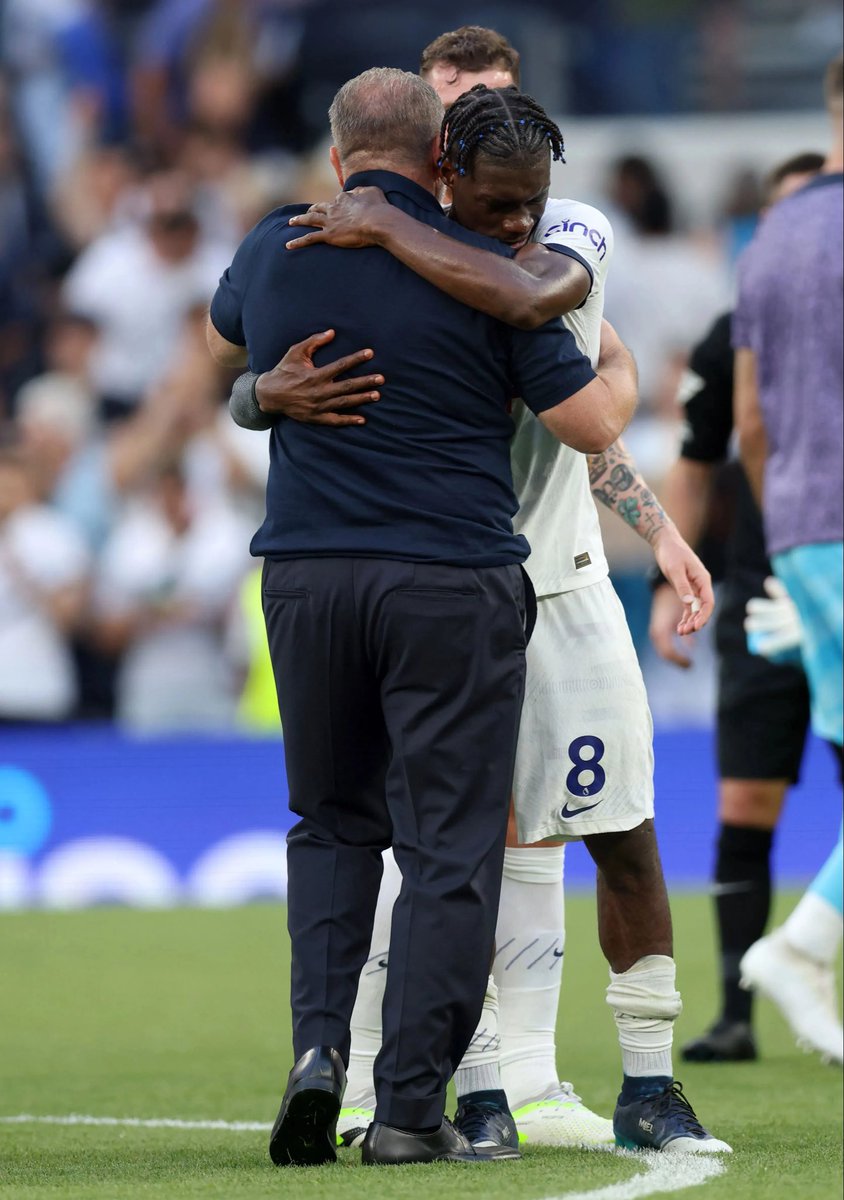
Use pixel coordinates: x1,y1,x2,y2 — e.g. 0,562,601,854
1,887,841,1199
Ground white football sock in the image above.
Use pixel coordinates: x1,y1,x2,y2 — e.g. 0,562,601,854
495,844,566,1108
455,976,503,1098
606,954,681,1079
783,892,844,966
344,848,402,1108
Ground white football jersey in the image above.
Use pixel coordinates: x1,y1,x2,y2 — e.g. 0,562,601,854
511,198,614,597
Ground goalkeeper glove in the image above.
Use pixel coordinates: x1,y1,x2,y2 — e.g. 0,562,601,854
744,576,804,666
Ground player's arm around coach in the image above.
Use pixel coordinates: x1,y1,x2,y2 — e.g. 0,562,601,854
214,314,637,456
204,66,643,1166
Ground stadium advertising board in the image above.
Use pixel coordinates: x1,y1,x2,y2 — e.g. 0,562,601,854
0,726,839,908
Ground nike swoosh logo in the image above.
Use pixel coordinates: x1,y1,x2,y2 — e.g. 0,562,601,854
552,949,564,958
559,800,603,819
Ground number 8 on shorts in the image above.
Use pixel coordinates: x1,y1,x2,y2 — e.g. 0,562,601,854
566,735,606,797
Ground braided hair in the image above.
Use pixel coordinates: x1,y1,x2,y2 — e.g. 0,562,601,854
439,84,565,177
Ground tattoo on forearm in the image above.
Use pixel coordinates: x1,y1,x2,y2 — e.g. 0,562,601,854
588,443,669,545
617,497,641,528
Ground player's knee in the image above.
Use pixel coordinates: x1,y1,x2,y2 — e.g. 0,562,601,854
606,954,683,1020
589,821,662,891
718,778,786,828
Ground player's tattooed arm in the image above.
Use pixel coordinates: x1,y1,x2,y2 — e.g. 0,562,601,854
590,439,715,637
286,187,590,329
587,440,669,546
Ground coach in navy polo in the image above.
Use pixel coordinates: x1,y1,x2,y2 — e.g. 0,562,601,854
208,67,636,1167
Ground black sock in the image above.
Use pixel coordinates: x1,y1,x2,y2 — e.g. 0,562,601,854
619,1074,672,1104
713,822,774,1023
458,1088,510,1112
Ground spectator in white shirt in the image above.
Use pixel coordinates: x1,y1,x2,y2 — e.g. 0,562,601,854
62,170,233,419
603,155,731,429
94,457,252,732
0,442,89,721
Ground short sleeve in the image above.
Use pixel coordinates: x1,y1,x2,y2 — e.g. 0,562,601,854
209,210,299,348
209,251,250,348
209,216,273,347
508,319,596,415
678,311,735,463
62,235,118,321
533,200,614,299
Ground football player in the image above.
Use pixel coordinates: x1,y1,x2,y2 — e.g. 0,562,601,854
233,33,729,1155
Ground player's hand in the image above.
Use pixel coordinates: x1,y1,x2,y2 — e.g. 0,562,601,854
744,575,803,661
255,329,383,427
652,522,714,635
286,187,392,250
649,582,693,669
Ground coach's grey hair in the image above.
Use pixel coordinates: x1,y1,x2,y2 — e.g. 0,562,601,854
329,67,444,166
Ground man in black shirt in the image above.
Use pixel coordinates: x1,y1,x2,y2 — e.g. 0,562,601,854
649,152,826,1063
207,67,637,1166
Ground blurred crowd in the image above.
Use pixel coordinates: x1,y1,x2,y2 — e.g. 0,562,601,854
0,0,831,729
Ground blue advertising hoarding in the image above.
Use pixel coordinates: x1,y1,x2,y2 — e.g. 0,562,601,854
0,724,839,908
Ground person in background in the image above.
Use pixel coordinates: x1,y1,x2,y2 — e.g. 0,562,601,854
0,441,89,722
62,169,232,419
50,143,141,254
130,0,312,160
603,154,731,426
1,0,96,195
0,79,67,417
226,562,281,736
597,151,732,647
93,455,251,732
733,53,843,1067
11,308,100,436
650,151,828,1063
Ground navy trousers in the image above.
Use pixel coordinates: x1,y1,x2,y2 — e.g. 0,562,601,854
263,556,527,1130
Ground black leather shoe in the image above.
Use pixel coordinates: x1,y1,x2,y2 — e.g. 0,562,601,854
362,1118,513,1164
269,1046,346,1166
681,1019,758,1063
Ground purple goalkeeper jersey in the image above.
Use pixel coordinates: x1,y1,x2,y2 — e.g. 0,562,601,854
732,172,843,556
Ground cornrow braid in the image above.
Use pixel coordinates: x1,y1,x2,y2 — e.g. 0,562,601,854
439,84,565,176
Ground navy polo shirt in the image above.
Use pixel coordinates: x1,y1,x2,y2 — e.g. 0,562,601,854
210,170,597,566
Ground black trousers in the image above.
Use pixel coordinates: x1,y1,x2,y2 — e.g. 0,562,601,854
263,556,527,1130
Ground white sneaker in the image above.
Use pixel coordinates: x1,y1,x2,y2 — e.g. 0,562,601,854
512,1082,615,1147
335,1104,374,1148
740,931,844,1065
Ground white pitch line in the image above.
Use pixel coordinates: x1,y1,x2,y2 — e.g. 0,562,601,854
0,1114,270,1132
2,1116,727,1200
544,1151,726,1200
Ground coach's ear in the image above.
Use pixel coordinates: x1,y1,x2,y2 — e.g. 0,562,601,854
329,146,345,188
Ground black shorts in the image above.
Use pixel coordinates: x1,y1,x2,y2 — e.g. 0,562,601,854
716,581,811,783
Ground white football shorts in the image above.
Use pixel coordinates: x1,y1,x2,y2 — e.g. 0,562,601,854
513,576,655,843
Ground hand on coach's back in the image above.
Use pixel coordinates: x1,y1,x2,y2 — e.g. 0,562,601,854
256,329,384,428
286,187,393,250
